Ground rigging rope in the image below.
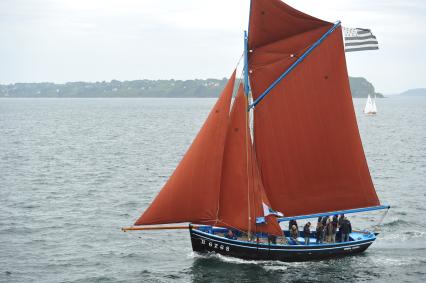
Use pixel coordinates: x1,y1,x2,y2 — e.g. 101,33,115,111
372,207,390,233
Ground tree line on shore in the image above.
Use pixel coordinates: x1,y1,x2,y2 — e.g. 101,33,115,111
0,77,383,98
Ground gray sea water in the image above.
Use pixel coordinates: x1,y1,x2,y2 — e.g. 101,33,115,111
0,97,425,283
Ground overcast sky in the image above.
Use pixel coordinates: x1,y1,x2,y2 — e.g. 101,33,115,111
0,0,425,94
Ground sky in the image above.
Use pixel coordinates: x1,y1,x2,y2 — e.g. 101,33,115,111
0,0,425,94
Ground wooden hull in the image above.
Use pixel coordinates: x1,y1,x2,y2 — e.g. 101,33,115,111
190,227,375,262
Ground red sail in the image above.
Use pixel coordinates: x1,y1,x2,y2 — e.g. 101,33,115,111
248,0,380,216
215,84,282,236
248,0,329,49
135,71,236,225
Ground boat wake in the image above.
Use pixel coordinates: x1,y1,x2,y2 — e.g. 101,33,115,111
378,218,426,241
188,251,308,270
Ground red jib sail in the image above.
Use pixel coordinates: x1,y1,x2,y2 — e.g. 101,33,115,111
135,71,236,225
248,0,380,217
215,84,282,236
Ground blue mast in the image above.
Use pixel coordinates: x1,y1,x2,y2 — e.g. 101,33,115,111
243,30,250,96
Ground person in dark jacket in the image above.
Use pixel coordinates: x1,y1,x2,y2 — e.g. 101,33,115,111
340,217,352,242
337,214,345,241
303,222,311,245
331,215,338,243
316,222,324,244
338,214,345,227
321,216,328,241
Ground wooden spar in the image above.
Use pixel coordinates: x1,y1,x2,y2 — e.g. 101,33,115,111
121,225,198,232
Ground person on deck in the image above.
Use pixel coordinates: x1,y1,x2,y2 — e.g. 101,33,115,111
268,234,277,245
226,229,236,240
321,216,328,242
340,217,352,242
289,219,298,232
303,222,311,245
331,215,338,243
338,214,345,242
325,218,334,243
332,215,338,225
338,214,345,227
290,225,299,244
316,221,324,244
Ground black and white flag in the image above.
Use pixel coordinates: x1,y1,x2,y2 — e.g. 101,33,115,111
343,27,379,52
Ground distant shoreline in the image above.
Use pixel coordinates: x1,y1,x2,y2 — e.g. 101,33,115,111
0,77,383,98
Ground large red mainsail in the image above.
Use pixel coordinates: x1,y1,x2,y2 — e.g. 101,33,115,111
215,84,282,236
248,0,329,49
135,71,236,225
248,0,380,217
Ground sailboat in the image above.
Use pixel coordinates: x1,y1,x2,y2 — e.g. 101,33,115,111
123,0,389,262
364,94,377,114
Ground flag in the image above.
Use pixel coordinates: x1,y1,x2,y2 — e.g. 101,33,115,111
262,203,284,217
343,27,379,52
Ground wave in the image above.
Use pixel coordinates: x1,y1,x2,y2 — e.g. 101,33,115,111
381,218,411,228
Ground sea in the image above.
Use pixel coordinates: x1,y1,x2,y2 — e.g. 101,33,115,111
0,97,425,282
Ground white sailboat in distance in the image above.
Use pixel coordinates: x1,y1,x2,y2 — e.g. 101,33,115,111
364,94,377,115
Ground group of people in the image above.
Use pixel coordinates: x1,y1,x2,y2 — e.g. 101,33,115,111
288,214,352,245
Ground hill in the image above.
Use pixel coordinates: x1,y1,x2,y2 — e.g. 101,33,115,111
348,77,383,98
0,77,382,98
399,88,426,96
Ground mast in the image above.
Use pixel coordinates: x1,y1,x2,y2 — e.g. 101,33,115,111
215,84,282,236
244,30,250,96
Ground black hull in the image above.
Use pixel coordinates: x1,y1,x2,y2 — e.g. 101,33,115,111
190,228,374,262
